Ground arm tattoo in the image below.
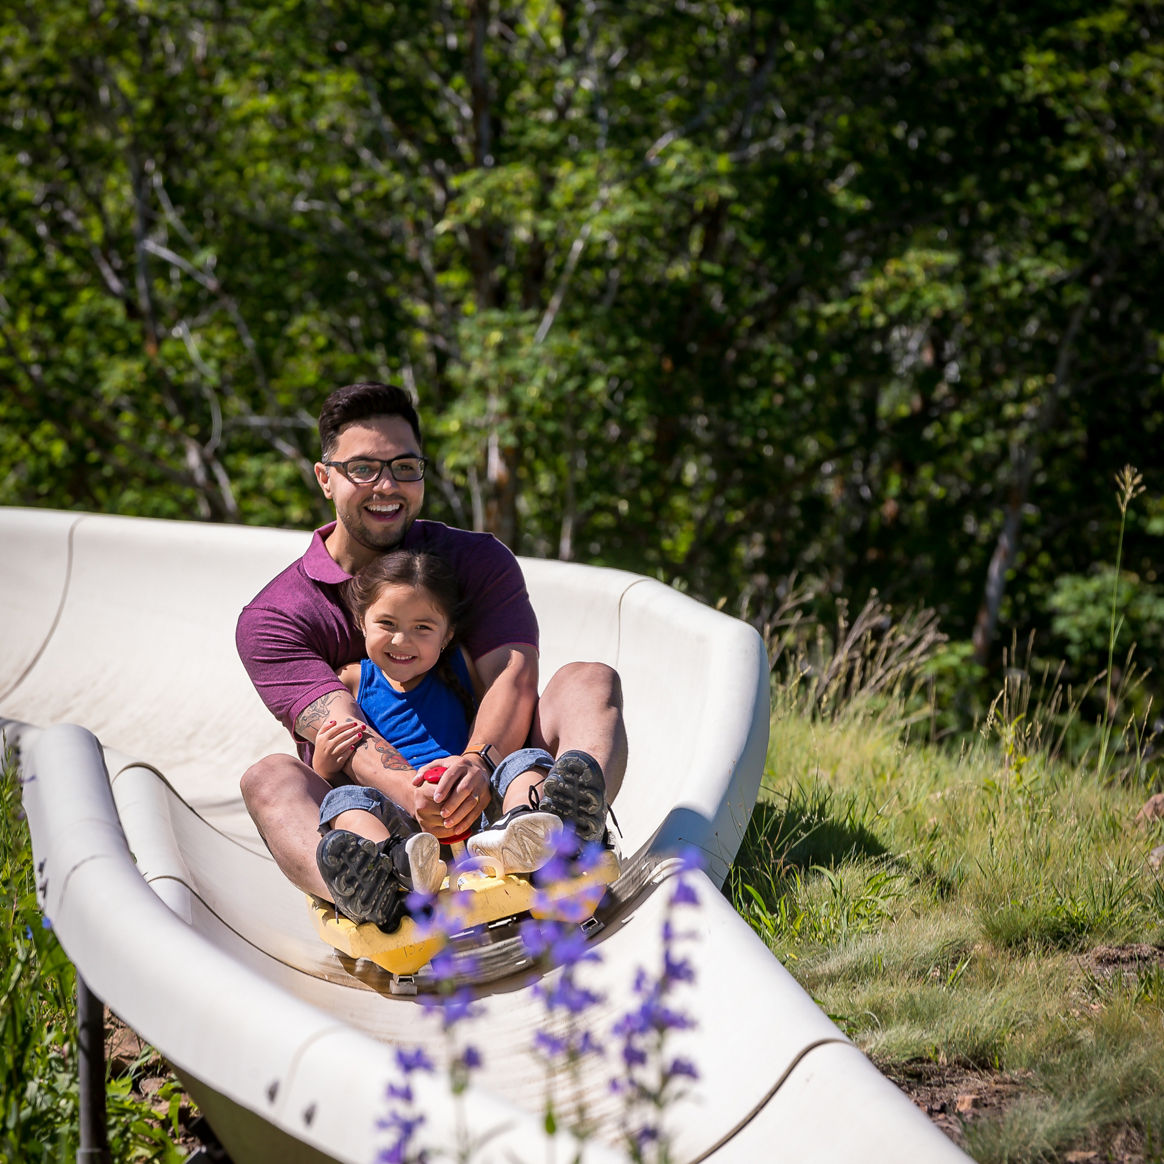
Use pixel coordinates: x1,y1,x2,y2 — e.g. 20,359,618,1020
297,692,412,773
371,737,412,771
295,692,346,739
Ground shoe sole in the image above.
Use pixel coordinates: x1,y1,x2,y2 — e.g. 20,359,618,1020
541,755,606,843
316,830,404,931
465,811,564,877
404,832,446,896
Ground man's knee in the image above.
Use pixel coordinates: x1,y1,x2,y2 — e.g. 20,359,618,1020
542,660,623,707
240,753,303,810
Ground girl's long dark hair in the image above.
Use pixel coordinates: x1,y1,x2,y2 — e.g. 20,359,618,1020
341,549,477,724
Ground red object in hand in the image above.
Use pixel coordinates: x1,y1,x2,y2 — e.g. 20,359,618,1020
425,766,472,844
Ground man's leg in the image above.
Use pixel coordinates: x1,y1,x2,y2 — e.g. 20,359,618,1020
465,662,626,873
500,661,627,815
240,754,333,898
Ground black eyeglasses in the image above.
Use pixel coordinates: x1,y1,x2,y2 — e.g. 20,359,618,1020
323,455,428,485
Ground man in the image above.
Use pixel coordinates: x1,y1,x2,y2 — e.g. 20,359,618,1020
237,381,626,930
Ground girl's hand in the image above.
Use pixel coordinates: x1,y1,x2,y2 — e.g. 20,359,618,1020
311,719,366,780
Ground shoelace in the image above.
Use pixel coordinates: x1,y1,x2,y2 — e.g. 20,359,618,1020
528,776,622,838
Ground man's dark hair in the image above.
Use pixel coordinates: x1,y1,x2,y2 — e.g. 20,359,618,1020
319,382,423,459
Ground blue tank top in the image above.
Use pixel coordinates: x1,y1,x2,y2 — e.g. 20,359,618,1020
356,650,474,767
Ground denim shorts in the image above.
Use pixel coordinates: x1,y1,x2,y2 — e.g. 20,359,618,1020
318,785,401,833
492,747,554,799
318,746,558,831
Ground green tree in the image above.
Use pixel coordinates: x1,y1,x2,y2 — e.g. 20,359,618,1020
2,0,1161,724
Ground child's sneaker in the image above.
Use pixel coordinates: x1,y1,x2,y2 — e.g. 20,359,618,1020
395,832,447,897
464,807,563,877
538,750,607,844
371,795,448,896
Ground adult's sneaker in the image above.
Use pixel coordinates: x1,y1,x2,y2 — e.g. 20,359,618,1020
538,749,607,845
464,806,563,878
316,828,445,932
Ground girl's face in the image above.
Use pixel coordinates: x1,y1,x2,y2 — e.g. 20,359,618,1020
361,582,453,691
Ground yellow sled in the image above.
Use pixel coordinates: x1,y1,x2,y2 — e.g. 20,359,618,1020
308,848,621,978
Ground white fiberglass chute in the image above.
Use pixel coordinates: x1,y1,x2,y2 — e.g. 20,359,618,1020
2,508,967,1163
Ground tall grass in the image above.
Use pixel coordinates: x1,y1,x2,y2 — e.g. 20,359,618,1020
730,559,1164,1161
1097,465,1147,782
1,745,189,1163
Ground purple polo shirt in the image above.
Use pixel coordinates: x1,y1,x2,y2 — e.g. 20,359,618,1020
236,520,538,760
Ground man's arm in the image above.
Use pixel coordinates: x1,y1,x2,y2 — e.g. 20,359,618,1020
294,689,422,809
463,641,540,761
412,642,540,836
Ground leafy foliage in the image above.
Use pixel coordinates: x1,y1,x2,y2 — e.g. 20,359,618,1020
1,747,188,1162
2,0,1162,721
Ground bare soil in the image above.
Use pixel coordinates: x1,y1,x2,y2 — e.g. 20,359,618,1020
882,943,1164,1164
105,1012,205,1157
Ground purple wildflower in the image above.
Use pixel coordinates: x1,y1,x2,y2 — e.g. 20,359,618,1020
405,889,437,916
574,1029,602,1057
534,1029,568,1058
534,850,573,888
384,1082,413,1104
420,984,479,1027
635,1124,660,1148
378,1080,428,1164
549,926,600,967
395,1046,435,1075
534,975,603,1016
428,947,458,979
519,918,561,960
663,949,695,984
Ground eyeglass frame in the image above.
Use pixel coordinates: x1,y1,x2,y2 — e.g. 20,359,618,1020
322,454,429,485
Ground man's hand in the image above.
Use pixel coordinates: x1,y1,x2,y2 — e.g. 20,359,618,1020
310,718,367,781
412,755,492,839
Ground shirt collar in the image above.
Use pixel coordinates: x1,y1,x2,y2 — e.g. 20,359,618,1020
302,520,432,584
303,522,352,585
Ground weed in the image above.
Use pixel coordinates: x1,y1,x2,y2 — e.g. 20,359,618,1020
1098,466,1146,781
1,744,189,1162
733,572,1164,1160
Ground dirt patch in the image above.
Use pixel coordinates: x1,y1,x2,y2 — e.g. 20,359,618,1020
877,1058,1031,1145
105,1011,205,1157
882,1060,1157,1162
881,943,1164,1164
1075,943,1164,983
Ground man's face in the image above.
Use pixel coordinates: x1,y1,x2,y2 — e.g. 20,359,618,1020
314,416,424,570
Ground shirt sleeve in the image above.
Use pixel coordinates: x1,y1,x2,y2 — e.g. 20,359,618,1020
456,535,539,660
235,602,349,736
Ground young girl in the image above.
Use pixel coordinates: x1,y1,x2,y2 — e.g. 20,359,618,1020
313,549,561,931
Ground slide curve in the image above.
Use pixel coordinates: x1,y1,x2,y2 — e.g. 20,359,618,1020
1,508,968,1163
